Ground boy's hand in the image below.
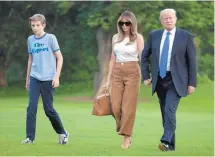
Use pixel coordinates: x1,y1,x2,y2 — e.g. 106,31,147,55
52,76,60,88
25,80,30,91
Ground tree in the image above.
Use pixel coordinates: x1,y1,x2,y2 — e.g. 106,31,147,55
0,1,213,88
0,1,73,87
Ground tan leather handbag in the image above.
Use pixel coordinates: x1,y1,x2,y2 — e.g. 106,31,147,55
92,88,112,116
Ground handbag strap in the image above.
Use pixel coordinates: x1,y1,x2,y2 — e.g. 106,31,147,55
104,87,107,95
104,87,109,100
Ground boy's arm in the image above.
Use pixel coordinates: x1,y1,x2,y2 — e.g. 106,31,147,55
54,50,63,78
52,50,63,88
26,54,32,90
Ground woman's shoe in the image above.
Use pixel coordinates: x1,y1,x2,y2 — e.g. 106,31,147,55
121,136,132,149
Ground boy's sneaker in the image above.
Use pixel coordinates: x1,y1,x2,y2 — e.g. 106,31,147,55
21,138,34,144
59,130,69,144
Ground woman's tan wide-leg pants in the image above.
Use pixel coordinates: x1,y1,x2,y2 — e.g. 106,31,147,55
111,61,141,136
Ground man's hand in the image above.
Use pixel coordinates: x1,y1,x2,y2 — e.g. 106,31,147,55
52,75,60,88
144,78,152,87
187,86,195,95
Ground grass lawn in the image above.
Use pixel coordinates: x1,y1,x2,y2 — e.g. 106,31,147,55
0,82,214,156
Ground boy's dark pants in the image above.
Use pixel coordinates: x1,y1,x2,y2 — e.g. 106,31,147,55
26,76,66,141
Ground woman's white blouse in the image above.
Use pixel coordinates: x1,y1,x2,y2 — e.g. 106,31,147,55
113,37,139,62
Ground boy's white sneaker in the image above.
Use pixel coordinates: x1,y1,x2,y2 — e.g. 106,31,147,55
59,130,69,144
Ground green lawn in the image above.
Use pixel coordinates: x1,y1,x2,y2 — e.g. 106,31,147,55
0,82,214,156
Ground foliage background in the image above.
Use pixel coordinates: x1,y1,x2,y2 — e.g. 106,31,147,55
0,1,213,89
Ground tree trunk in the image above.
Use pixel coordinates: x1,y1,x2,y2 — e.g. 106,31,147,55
0,70,8,87
94,28,112,95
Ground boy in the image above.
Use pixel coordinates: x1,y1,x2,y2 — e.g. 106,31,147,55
21,14,69,144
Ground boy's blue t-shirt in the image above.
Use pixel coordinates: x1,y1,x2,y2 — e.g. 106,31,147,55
27,33,60,81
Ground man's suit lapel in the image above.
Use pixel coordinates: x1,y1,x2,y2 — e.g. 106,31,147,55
156,30,164,61
171,28,181,60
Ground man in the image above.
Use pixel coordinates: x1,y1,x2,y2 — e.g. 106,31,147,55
141,8,197,151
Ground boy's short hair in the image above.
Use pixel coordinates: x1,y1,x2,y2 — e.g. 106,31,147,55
29,14,46,25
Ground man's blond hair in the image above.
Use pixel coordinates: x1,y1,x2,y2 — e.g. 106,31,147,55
29,14,46,25
160,8,177,20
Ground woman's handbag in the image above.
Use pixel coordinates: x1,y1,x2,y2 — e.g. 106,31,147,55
92,88,112,116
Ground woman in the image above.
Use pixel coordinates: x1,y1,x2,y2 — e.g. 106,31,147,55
105,11,144,149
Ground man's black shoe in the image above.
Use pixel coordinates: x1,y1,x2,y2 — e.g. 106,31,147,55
158,143,170,151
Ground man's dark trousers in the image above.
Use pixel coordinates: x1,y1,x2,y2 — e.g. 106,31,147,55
155,72,181,150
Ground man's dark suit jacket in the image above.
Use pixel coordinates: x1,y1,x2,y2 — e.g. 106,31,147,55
141,28,197,97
